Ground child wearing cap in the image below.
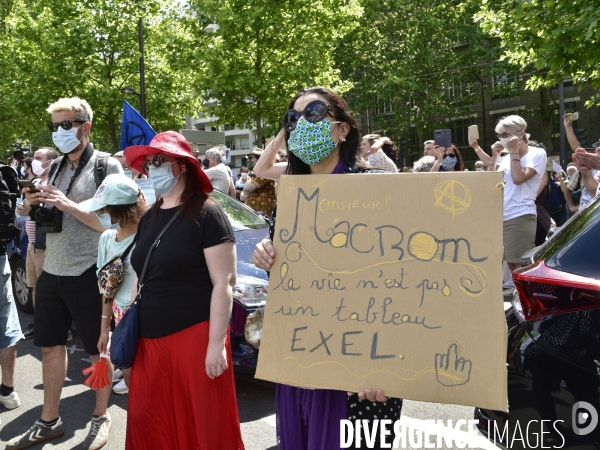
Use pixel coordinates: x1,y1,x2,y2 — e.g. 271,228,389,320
79,174,147,395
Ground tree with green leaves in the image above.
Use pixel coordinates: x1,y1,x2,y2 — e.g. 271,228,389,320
335,0,506,151
0,0,199,155
476,0,600,103
191,0,362,145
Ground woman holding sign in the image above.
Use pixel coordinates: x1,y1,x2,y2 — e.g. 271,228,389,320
253,86,401,450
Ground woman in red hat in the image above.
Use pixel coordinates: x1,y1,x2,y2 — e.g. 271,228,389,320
124,131,244,450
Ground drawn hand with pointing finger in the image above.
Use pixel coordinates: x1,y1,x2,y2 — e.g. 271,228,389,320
435,343,472,387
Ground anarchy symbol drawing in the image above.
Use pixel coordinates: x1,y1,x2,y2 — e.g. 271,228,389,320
125,121,150,146
433,180,472,217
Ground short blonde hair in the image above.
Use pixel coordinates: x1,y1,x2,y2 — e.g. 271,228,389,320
47,97,93,123
495,115,528,142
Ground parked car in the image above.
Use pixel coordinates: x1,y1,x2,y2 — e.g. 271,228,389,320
10,215,31,313
209,190,270,371
475,197,600,449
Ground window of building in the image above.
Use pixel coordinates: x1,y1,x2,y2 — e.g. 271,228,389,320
375,95,394,115
446,82,474,103
491,72,523,99
447,117,475,147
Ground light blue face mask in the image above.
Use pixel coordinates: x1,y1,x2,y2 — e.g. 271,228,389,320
148,162,179,196
97,212,116,229
123,170,133,179
52,127,82,154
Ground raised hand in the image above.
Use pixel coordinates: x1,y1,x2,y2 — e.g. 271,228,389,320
435,343,472,387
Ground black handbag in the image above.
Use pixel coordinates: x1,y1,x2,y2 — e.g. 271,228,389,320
110,209,181,369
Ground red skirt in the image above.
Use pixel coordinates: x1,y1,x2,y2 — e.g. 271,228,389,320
125,321,245,450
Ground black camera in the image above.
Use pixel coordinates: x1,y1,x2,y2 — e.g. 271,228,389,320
35,206,63,233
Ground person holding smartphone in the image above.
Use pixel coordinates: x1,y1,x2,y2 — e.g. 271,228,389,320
17,147,58,340
429,143,464,172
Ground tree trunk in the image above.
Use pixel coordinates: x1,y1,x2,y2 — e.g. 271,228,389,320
255,99,262,149
108,114,119,153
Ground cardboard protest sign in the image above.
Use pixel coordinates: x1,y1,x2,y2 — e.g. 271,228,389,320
255,172,508,412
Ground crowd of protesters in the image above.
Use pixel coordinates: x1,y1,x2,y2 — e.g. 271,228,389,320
0,89,594,450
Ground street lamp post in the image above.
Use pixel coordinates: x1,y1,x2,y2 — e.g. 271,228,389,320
120,17,146,119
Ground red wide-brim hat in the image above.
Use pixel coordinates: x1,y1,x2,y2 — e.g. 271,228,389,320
124,131,213,193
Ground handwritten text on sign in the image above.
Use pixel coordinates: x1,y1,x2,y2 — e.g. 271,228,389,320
255,173,508,412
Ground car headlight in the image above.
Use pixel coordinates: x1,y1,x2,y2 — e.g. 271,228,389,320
233,275,268,307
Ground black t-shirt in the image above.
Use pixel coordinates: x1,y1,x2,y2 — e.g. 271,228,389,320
130,201,235,339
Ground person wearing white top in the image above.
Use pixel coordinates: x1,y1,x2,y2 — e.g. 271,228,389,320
470,115,547,273
204,148,236,196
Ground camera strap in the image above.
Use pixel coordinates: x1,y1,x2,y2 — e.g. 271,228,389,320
51,143,95,197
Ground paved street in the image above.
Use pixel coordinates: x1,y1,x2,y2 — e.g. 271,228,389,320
0,302,512,449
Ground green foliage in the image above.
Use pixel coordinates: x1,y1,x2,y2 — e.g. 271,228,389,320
476,0,600,104
191,0,363,144
335,0,505,147
0,0,200,153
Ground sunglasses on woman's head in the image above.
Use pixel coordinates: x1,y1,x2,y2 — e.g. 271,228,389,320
141,155,173,174
282,100,337,132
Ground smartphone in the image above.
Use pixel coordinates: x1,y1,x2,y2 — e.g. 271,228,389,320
468,125,479,140
18,180,38,192
566,112,579,122
434,129,452,148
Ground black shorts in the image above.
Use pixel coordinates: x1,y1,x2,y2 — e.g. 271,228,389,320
34,265,101,355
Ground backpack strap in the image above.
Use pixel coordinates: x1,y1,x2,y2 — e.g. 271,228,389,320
46,157,63,184
94,151,111,188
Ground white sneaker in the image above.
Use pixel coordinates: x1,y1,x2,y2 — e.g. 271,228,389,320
112,379,128,395
0,390,20,409
112,368,124,383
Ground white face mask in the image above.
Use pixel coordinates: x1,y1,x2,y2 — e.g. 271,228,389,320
31,160,46,176
52,127,82,154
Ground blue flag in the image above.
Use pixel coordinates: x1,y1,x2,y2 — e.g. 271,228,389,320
119,100,156,150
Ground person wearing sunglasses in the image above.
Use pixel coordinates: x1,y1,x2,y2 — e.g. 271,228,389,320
252,86,401,450
8,97,123,450
469,115,547,276
123,131,244,450
429,143,464,172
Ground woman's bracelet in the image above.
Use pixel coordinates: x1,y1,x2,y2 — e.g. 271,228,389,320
511,159,521,163
510,152,519,155
101,315,110,319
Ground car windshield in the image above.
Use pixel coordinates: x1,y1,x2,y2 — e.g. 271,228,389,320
210,190,268,231
539,197,600,279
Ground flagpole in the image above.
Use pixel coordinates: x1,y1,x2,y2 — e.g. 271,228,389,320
139,17,146,119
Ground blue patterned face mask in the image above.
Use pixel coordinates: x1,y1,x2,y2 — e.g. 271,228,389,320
287,118,338,166
441,155,457,171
